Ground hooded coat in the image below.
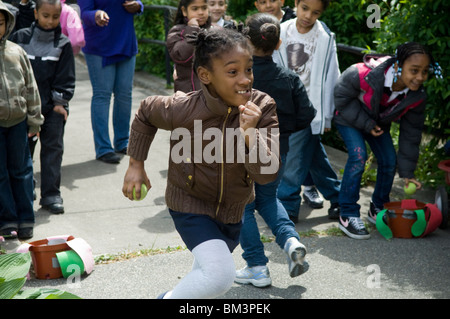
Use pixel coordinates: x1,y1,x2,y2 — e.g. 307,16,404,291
0,2,43,133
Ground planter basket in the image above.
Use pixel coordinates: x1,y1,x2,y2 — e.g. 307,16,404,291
29,236,75,279
17,235,94,280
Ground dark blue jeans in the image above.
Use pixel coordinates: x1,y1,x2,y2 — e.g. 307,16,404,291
0,120,35,230
240,153,300,267
336,123,397,218
277,127,341,217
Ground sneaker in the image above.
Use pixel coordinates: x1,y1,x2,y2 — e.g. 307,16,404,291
339,216,371,239
284,237,309,277
302,186,324,208
367,201,381,224
235,266,272,287
328,202,340,219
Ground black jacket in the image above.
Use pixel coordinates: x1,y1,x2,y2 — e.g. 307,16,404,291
252,55,316,154
11,22,75,116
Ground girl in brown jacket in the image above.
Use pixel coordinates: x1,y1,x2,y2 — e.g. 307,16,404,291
123,28,280,299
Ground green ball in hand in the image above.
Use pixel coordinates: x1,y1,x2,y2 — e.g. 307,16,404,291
133,184,148,201
403,182,416,195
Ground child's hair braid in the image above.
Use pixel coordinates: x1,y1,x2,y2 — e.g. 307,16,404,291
186,28,252,74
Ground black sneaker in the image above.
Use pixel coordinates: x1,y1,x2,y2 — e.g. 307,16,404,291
339,216,370,239
328,202,340,219
367,201,381,224
302,186,324,208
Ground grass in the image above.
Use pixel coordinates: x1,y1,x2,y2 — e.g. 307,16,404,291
89,224,378,265
94,245,186,264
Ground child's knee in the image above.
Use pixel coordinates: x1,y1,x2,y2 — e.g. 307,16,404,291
205,257,235,296
194,239,236,296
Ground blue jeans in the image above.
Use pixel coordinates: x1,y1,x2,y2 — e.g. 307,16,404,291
84,54,136,158
240,153,300,267
0,120,35,230
336,123,397,217
277,127,341,217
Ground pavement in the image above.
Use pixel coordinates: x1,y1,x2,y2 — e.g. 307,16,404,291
3,55,450,300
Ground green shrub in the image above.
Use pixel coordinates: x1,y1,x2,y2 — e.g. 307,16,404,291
134,0,178,78
373,0,450,188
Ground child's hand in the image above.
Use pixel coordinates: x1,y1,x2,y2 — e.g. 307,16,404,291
123,1,141,14
238,101,261,132
187,18,200,27
53,105,68,121
239,101,261,149
370,125,383,137
95,10,109,27
404,177,422,190
122,158,151,200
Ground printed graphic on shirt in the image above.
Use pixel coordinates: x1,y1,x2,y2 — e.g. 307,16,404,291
283,21,318,90
286,42,310,76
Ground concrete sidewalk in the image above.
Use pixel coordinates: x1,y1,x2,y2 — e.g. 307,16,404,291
4,56,449,299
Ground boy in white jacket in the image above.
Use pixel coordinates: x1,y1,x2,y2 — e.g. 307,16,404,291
273,0,341,221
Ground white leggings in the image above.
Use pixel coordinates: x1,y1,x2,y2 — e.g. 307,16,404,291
164,239,236,299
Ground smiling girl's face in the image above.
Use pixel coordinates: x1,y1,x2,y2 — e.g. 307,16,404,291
199,45,254,107
395,53,430,92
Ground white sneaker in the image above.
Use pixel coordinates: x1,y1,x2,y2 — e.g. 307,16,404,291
303,186,324,208
235,266,272,288
284,237,309,277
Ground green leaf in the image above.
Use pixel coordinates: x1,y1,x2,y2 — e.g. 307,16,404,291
0,253,31,281
14,288,82,299
0,278,26,299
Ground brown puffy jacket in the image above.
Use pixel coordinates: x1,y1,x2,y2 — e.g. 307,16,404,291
128,84,280,224
166,23,202,93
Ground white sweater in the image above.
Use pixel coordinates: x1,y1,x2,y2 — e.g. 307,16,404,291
273,19,340,135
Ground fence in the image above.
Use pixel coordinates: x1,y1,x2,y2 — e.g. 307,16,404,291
138,5,368,87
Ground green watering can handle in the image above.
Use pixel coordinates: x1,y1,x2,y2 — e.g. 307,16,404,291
411,209,426,237
376,209,392,240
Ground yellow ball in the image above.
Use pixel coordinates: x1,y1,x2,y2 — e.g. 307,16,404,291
403,182,416,195
133,184,148,201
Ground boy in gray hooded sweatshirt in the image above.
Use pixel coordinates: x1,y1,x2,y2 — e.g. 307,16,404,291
0,1,43,240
